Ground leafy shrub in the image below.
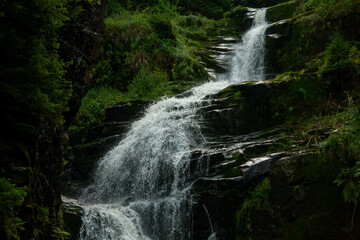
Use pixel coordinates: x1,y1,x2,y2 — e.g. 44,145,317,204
223,5,247,28
236,178,272,238
96,3,210,91
0,178,27,239
128,68,170,99
301,0,360,18
321,35,351,73
107,0,127,15
320,35,360,90
78,87,123,125
322,105,360,205
178,0,233,19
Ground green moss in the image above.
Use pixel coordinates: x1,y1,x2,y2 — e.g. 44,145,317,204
267,1,295,23
180,0,233,19
0,178,27,239
235,178,272,239
232,152,247,165
322,105,360,204
127,68,171,100
270,72,326,121
233,91,242,101
223,5,247,31
225,167,242,178
77,87,124,126
297,0,360,19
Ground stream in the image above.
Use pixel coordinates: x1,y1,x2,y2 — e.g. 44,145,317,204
78,8,269,240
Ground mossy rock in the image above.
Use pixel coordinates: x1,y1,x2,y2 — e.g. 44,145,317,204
201,74,325,137
62,196,84,240
267,1,296,23
105,100,153,123
68,122,129,146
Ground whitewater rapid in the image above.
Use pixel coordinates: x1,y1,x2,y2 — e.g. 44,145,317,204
78,8,268,240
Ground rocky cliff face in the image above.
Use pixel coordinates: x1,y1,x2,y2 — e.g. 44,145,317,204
62,1,360,239
190,82,358,240
62,76,359,239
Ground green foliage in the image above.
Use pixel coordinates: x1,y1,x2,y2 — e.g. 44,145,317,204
0,0,73,123
128,68,170,99
266,1,295,22
108,0,179,11
277,0,360,72
93,59,114,86
78,87,123,126
0,0,78,237
300,0,360,18
38,207,50,224
93,1,211,97
271,72,326,121
320,35,360,89
52,227,71,240
81,4,215,126
322,105,360,204
223,5,247,31
179,0,233,19
241,178,272,213
107,0,127,15
334,166,359,204
0,178,27,240
236,178,272,238
321,34,352,72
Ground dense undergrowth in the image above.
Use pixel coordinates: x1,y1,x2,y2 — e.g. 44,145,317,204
75,0,219,126
276,1,360,214
0,0,78,238
76,0,262,126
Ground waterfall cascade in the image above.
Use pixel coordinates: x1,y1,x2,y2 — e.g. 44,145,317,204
78,8,269,240
229,8,268,82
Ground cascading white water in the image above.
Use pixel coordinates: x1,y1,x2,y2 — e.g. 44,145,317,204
229,8,268,82
78,8,269,240
79,81,229,240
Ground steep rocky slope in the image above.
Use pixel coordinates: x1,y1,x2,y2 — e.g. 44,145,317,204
62,1,360,239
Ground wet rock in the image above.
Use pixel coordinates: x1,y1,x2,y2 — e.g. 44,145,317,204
201,80,288,136
62,196,84,240
105,100,153,123
63,135,120,197
240,152,287,183
68,122,129,146
265,19,292,74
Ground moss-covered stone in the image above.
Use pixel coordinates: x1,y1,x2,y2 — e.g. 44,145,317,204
267,1,296,23
201,73,325,137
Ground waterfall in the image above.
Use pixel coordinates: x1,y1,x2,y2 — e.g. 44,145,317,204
229,8,268,82
78,8,269,240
